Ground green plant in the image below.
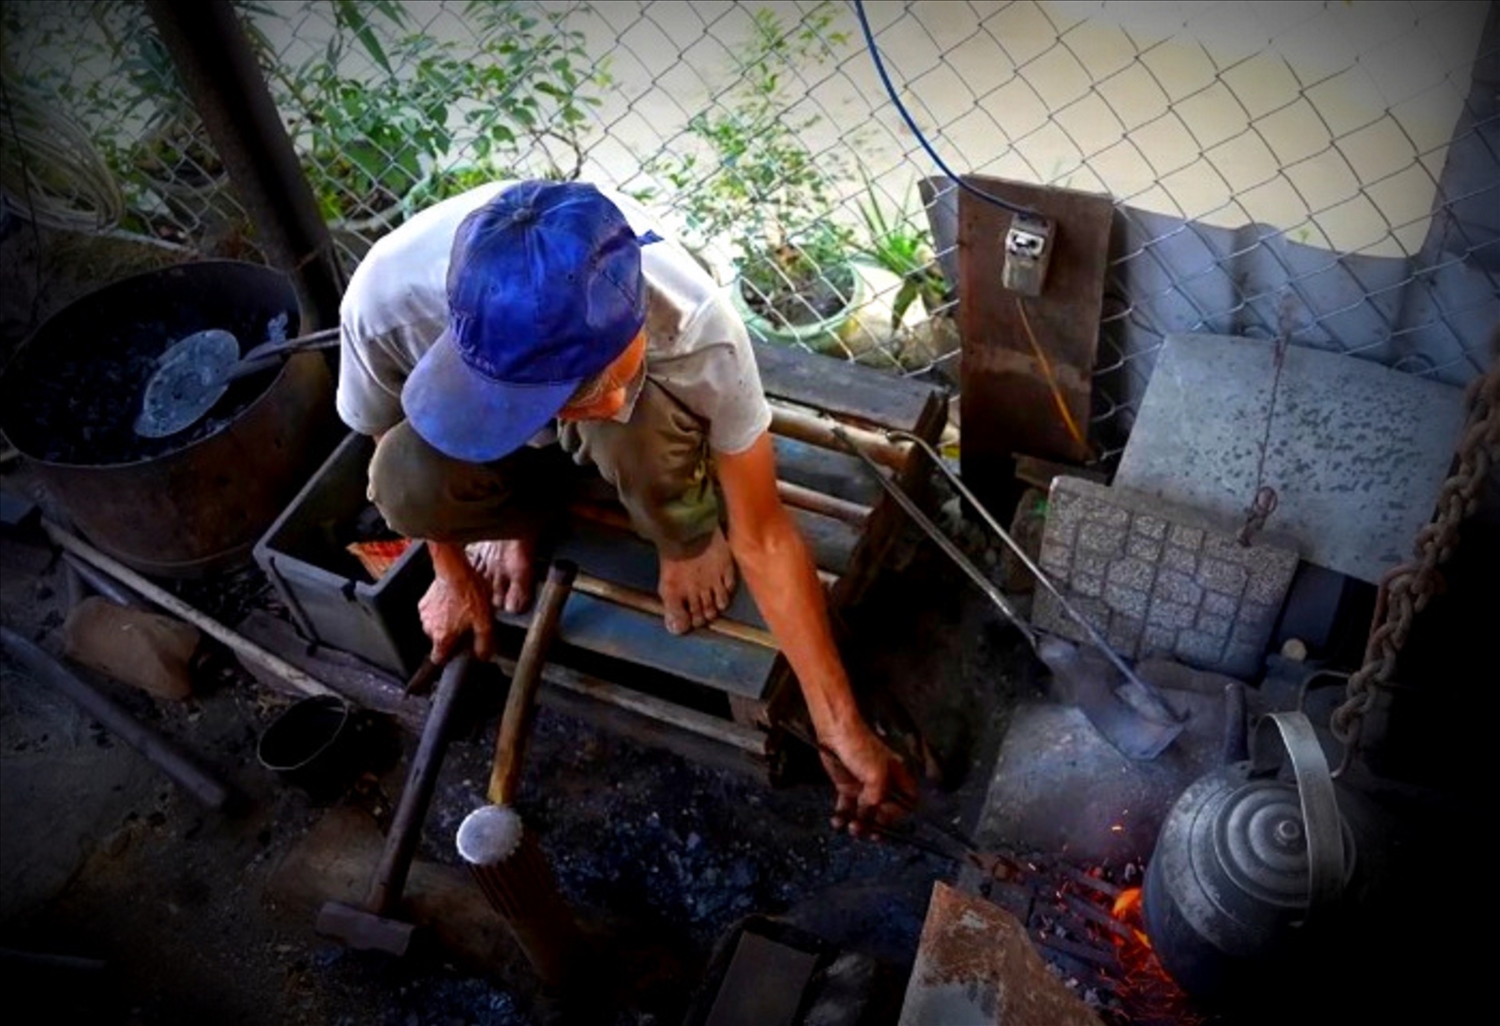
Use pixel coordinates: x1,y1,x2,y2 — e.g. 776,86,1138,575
854,172,949,328
258,1,608,226
650,3,856,329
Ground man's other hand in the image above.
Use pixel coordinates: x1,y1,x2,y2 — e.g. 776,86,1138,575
819,724,919,839
419,547,495,664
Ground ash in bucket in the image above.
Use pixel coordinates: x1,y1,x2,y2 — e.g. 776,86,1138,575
2,306,301,465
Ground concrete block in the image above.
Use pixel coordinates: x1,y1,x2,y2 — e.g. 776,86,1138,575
1115,333,1466,584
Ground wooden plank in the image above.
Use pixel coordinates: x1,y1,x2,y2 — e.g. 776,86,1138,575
957,175,1113,509
502,654,769,755
553,518,769,629
790,506,860,577
770,435,884,507
235,610,430,735
496,592,778,700
530,663,777,781
753,339,943,432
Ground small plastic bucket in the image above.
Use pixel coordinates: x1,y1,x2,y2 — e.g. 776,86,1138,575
256,695,360,803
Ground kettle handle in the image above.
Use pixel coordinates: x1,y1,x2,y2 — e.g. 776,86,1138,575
1249,711,1346,913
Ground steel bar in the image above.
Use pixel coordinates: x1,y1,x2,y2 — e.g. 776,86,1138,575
885,428,1181,719
0,626,232,810
43,520,336,700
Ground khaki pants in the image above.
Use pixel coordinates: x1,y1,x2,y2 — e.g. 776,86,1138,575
367,380,721,559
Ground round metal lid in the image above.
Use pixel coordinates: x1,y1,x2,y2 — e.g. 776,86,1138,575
134,328,240,438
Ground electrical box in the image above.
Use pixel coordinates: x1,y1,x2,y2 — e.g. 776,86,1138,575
1001,212,1056,296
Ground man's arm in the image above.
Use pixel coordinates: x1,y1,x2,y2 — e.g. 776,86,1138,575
715,431,916,832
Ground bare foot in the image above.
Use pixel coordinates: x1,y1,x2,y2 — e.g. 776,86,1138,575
465,537,537,614
658,528,736,634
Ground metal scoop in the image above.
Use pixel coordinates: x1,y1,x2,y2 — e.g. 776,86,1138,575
134,325,341,438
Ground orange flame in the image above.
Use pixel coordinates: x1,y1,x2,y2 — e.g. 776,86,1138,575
1111,886,1151,948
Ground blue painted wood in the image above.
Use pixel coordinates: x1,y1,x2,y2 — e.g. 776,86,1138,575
497,592,778,700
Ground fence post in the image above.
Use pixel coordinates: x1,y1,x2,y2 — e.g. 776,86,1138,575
144,0,345,330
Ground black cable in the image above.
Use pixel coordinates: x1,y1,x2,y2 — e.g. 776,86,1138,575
853,0,1034,216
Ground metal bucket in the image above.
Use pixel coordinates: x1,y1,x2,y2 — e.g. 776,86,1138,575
256,694,361,804
0,260,342,577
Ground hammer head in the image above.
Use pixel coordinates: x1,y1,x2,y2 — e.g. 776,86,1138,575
315,900,416,956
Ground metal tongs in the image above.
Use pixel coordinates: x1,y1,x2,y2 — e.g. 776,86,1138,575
779,719,1022,881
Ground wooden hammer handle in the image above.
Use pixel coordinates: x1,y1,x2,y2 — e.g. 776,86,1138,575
489,560,577,806
572,573,778,651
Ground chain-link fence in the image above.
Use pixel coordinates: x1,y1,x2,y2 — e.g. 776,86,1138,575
4,0,1496,464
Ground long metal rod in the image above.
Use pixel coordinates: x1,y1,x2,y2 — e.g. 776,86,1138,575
830,426,1037,652
884,428,1177,711
0,626,233,810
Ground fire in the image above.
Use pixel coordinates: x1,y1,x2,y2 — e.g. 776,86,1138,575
1111,886,1151,948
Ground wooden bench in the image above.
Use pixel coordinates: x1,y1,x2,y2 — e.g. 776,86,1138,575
492,342,949,781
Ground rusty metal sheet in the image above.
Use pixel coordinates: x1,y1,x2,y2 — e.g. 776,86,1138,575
898,881,1103,1026
958,176,1113,510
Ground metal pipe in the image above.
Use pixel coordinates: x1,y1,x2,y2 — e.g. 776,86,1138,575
0,626,233,810
144,0,344,329
883,428,1180,717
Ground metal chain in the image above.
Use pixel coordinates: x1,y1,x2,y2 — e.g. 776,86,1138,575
1331,353,1500,762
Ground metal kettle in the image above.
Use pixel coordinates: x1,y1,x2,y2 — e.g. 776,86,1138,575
1141,710,1357,1007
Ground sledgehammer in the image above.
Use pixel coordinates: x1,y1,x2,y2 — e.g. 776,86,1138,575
316,650,473,955
456,560,582,987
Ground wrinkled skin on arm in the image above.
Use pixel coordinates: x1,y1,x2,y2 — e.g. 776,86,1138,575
715,432,917,835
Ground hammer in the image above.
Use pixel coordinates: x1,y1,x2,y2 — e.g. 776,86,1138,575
456,559,581,987
316,649,473,955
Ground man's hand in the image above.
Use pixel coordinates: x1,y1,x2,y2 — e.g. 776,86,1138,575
818,723,919,838
421,542,496,664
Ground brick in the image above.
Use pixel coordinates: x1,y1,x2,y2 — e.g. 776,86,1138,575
1147,599,1197,630
1107,613,1145,653
1106,557,1155,590
1039,542,1072,577
1142,626,1178,656
1104,581,1149,620
1161,545,1198,575
1169,524,1205,549
1086,501,1130,530
1177,630,1226,666
1127,534,1163,561
1074,551,1111,578
1072,573,1104,598
1245,566,1294,605
1200,558,1247,595
1078,522,1125,556
1135,514,1167,540
1238,600,1277,631
1155,569,1203,606
1194,612,1232,641
1202,590,1239,618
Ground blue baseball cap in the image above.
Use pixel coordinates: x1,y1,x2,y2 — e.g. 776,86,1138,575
402,181,650,463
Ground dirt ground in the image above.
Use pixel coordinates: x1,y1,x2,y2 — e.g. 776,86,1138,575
0,477,1029,1026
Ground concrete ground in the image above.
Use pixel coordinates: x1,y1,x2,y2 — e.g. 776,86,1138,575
0,471,1037,1026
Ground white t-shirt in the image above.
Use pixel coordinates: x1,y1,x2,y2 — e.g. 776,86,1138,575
336,181,773,456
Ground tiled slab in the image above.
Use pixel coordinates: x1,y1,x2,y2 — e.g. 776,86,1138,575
1035,477,1299,678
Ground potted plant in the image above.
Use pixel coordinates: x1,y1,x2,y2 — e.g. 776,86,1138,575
650,3,863,355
